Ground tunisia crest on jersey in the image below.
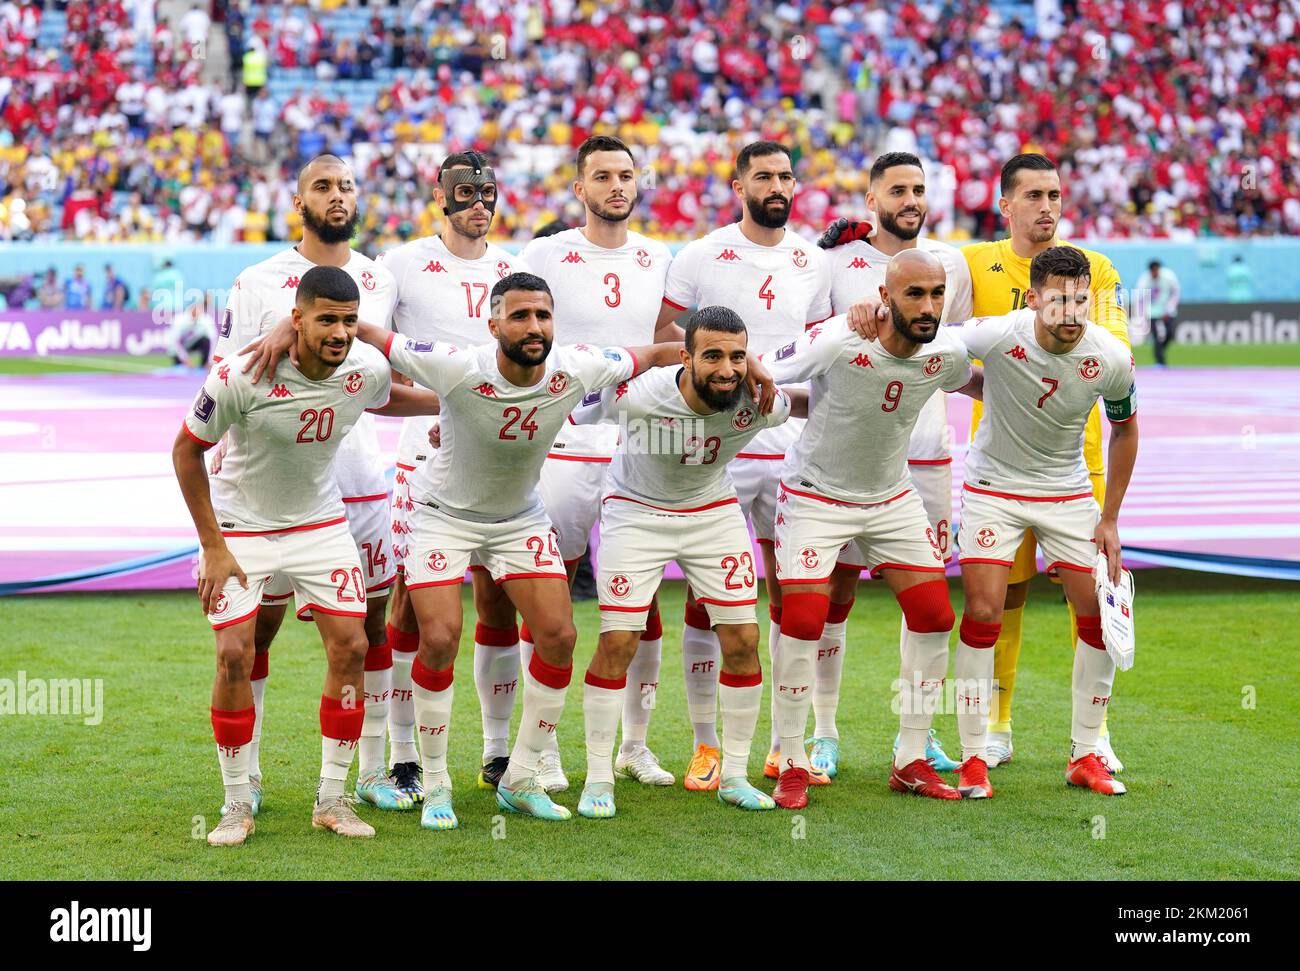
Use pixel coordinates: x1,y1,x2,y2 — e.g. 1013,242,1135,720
426,550,448,573
547,372,570,396
636,248,651,268
924,355,943,376
792,249,808,268
360,271,376,291
1078,357,1103,381
732,407,756,431
343,371,365,396
608,574,632,599
497,260,511,279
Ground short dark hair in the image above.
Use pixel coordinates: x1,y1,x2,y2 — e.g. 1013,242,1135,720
296,265,360,308
685,305,747,353
870,151,923,183
438,150,492,178
575,135,635,178
735,140,792,180
533,220,569,239
1029,245,1091,291
1000,153,1057,197
1148,260,1161,272
491,271,553,310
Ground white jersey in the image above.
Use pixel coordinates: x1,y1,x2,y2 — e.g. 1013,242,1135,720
664,222,833,458
377,235,531,466
828,236,973,461
522,228,672,458
385,336,637,523
957,309,1137,498
183,343,393,533
570,365,792,511
761,315,971,505
213,247,397,499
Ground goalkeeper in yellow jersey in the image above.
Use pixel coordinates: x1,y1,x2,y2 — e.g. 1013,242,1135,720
962,153,1130,772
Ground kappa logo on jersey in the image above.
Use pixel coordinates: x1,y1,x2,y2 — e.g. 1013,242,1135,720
800,547,820,569
473,382,498,398
547,371,570,396
975,526,998,549
1005,345,1028,361
847,257,870,269
614,381,630,400
360,271,376,291
216,364,230,385
807,326,823,341
636,248,651,268
426,550,448,573
213,593,230,615
422,261,447,273
775,341,797,361
1078,357,1103,381
990,263,1004,273
608,574,632,600
851,353,874,368
220,309,232,338
193,389,216,422
282,275,299,289
496,260,511,279
732,407,755,431
924,355,944,376
715,249,741,262
561,251,586,263
792,248,808,268
266,383,294,399
574,342,592,352
343,371,365,396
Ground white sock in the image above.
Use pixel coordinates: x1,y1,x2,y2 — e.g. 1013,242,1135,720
519,637,560,756
955,639,994,762
412,681,454,790
388,648,418,766
583,676,624,786
215,729,252,806
359,666,391,776
896,623,950,768
474,630,520,761
774,632,816,772
620,636,661,753
318,735,356,803
503,660,570,788
812,619,847,740
249,676,266,780
719,679,762,781
1071,639,1116,759
681,624,721,748
767,618,783,752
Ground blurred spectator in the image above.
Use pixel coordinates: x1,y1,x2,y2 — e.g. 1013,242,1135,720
243,36,268,98
1226,254,1254,302
101,263,130,309
169,292,215,367
63,264,92,309
1138,259,1181,367
150,258,183,319
37,269,62,310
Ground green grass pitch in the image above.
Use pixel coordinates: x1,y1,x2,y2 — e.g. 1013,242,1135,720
2,571,1296,880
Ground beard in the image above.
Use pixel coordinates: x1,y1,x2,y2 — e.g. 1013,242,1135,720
588,192,634,223
450,209,491,239
302,204,361,244
500,333,552,367
311,335,352,366
889,300,939,344
693,369,744,411
878,205,925,241
744,193,790,229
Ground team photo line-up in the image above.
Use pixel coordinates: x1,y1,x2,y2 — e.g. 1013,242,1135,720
171,135,1138,846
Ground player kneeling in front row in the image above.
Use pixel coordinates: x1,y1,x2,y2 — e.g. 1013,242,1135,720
172,266,440,846
952,246,1137,796
571,307,791,817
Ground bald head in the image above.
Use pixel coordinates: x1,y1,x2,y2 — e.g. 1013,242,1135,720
295,154,359,245
884,249,946,290
297,154,351,194
880,249,947,346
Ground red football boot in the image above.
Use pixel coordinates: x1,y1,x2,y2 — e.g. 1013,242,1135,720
955,756,994,799
888,759,961,800
772,764,810,810
1066,752,1128,795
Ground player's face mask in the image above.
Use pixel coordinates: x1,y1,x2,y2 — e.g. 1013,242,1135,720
441,164,498,217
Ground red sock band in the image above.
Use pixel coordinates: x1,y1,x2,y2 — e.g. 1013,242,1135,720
250,653,269,681
210,706,256,747
584,670,627,690
386,623,418,653
683,600,711,631
319,694,364,741
959,615,1001,649
528,650,573,689
768,603,783,624
720,669,762,688
826,599,854,625
519,622,534,644
475,623,520,647
363,641,393,671
642,606,663,640
779,592,831,642
897,580,955,633
1076,614,1106,650
411,656,454,692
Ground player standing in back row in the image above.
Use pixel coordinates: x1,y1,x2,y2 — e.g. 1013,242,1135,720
655,140,834,791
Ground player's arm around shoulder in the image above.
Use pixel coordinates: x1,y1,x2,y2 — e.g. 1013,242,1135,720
379,332,470,396
761,314,853,383
936,328,980,399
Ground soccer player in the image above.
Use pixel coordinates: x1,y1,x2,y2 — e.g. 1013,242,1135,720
377,151,533,796
212,154,409,816
814,151,973,777
759,250,981,808
962,154,1131,770
950,246,1137,797
519,135,678,791
174,266,439,845
350,272,707,828
569,306,793,818
655,139,834,791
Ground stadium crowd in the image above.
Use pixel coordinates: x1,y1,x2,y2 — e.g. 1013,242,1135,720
0,0,1297,250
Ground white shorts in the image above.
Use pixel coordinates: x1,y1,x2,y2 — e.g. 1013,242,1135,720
539,455,609,562
206,521,367,629
262,495,394,608
597,497,758,632
404,503,568,589
391,462,417,574
956,486,1099,575
730,456,781,544
837,459,953,570
774,482,946,585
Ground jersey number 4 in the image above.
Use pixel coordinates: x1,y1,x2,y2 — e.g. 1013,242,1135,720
499,406,540,440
